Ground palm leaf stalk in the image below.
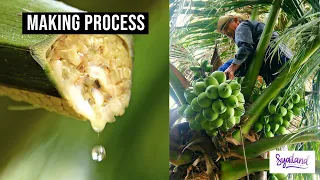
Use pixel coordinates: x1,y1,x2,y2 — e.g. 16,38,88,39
170,84,181,105
233,131,320,158
220,158,269,180
170,63,190,105
241,0,284,100
251,5,259,20
233,35,320,141
169,63,191,126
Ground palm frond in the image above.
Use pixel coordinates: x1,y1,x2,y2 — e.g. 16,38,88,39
305,0,320,13
219,0,272,10
218,0,307,21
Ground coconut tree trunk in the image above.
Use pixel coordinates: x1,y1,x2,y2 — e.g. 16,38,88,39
241,0,284,100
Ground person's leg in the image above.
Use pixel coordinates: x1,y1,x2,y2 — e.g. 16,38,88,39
261,49,290,85
260,58,273,85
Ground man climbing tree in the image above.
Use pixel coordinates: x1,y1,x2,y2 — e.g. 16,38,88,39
216,13,293,85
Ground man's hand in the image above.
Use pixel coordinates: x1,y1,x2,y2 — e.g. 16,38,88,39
224,63,241,80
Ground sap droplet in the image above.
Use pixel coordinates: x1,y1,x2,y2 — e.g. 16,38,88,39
92,145,106,162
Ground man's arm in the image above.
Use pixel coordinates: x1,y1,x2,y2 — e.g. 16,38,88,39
224,63,241,80
225,22,255,79
233,22,255,65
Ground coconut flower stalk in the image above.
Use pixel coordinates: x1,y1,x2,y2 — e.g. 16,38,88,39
0,0,134,132
250,5,259,20
241,0,284,100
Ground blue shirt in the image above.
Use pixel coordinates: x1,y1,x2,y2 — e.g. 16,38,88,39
232,20,293,65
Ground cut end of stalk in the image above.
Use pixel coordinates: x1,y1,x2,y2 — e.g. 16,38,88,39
45,35,132,132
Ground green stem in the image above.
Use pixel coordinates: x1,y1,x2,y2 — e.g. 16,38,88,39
0,47,60,97
234,39,320,141
242,0,283,100
169,64,189,105
220,158,269,180
251,5,259,20
233,132,320,159
170,84,181,105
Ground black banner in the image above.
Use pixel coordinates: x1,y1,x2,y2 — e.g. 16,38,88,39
22,12,148,34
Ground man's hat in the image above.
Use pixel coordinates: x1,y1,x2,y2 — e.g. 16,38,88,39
215,13,248,34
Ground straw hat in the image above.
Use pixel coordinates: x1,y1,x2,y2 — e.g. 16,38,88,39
215,13,248,33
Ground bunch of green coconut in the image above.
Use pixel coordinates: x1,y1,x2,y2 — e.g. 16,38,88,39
253,90,305,138
178,71,245,137
189,61,213,80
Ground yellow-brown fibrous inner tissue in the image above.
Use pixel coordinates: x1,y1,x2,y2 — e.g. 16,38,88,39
47,35,132,132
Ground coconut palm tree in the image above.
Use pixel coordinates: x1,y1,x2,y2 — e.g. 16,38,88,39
169,0,320,179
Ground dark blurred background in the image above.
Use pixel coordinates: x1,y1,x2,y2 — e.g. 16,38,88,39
0,0,168,179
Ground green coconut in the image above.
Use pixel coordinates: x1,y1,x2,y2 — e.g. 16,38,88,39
210,71,226,84
197,92,213,108
212,99,227,114
223,95,239,108
193,82,207,95
218,83,232,98
202,108,219,121
205,85,219,99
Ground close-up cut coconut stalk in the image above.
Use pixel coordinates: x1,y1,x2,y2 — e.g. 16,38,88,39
0,0,133,132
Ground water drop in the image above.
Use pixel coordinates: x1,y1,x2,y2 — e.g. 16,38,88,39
92,145,106,162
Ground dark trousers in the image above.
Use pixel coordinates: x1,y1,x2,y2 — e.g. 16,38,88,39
218,49,290,85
